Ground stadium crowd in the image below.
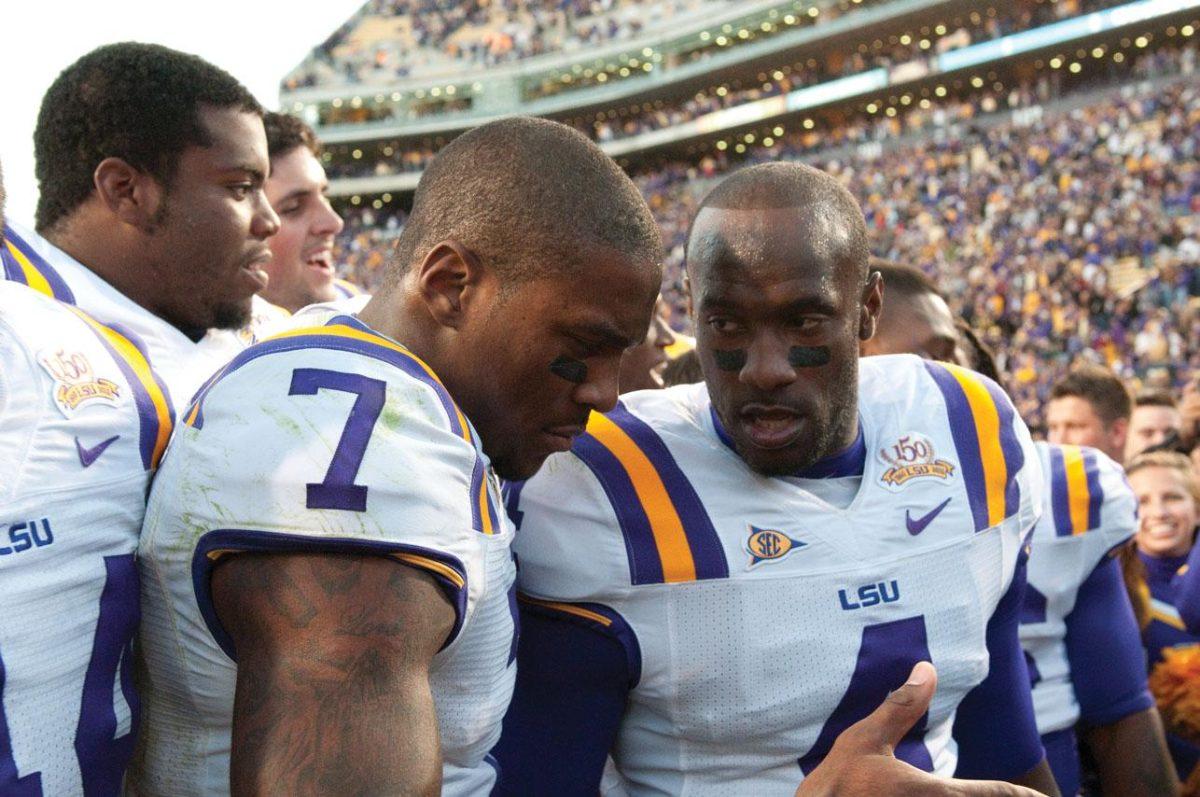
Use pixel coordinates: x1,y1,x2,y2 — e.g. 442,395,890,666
318,0,1166,180
283,0,720,88
333,47,1199,435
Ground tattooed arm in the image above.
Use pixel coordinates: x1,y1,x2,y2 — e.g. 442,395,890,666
212,552,455,797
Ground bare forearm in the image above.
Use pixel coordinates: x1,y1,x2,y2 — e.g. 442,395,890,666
214,552,455,797
1009,760,1060,796
1085,708,1179,797
229,651,442,796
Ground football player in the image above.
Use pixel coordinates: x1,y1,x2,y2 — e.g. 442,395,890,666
494,162,1058,795
862,264,1176,795
2,43,282,404
1,164,175,795
261,112,354,313
131,117,663,796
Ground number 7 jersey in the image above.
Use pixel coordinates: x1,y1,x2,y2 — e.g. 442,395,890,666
131,313,516,796
0,282,173,796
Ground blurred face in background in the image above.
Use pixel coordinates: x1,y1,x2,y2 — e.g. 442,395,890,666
263,145,344,312
1130,464,1199,559
1046,395,1127,463
619,297,677,393
861,289,958,362
1126,404,1182,460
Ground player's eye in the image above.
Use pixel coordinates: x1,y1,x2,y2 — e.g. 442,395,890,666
230,184,254,199
708,317,743,335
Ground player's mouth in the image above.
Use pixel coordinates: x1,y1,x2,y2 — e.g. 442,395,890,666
738,404,804,450
544,424,587,453
241,249,272,291
305,247,335,275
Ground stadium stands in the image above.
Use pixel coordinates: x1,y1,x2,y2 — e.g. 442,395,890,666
331,51,1199,432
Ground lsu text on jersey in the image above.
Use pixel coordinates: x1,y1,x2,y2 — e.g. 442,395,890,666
0,282,173,795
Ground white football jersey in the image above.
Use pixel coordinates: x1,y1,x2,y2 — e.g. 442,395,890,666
0,282,173,795
514,355,1042,795
132,312,516,796
1019,442,1136,735
1,221,286,407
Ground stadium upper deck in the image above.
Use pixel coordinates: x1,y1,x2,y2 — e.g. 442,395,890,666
296,0,1200,200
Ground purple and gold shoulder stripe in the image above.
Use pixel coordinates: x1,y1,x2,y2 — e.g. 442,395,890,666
923,362,1025,533
572,402,728,585
1,225,75,304
68,307,174,470
1047,444,1105,537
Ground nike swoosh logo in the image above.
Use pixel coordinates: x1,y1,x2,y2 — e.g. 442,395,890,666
906,497,952,536
75,435,120,468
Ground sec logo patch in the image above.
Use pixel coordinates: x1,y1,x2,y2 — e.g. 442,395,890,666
745,525,806,569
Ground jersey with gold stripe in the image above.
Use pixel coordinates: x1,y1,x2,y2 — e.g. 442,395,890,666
1,221,286,406
0,281,173,795
512,354,1042,794
1019,442,1137,735
131,312,515,796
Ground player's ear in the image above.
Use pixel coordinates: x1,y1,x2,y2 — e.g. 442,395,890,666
682,272,695,323
93,157,165,233
859,270,883,341
415,240,482,330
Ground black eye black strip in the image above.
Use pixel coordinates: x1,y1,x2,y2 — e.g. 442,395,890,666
789,346,831,367
712,349,747,371
549,355,588,384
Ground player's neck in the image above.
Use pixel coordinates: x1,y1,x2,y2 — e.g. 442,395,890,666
358,291,438,365
44,216,173,323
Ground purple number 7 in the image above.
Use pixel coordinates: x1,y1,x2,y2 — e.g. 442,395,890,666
289,368,386,512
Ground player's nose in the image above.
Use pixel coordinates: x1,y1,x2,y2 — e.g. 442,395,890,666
739,333,796,392
575,357,621,414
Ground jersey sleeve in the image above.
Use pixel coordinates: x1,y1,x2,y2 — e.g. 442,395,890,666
492,598,638,795
164,344,494,653
1043,445,1137,561
1065,556,1153,726
953,551,1047,780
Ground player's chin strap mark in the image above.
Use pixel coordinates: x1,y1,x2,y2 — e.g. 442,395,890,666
711,346,831,371
789,346,831,367
550,355,588,384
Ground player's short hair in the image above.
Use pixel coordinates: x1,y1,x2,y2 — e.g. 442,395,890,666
389,117,661,287
871,258,943,302
1050,365,1133,425
34,42,262,232
1126,451,1200,504
662,349,703,387
264,112,320,160
1134,389,1178,409
688,162,868,280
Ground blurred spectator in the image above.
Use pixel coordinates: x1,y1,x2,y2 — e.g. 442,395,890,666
618,297,676,393
1126,451,1200,783
1046,366,1132,462
1128,391,1185,462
